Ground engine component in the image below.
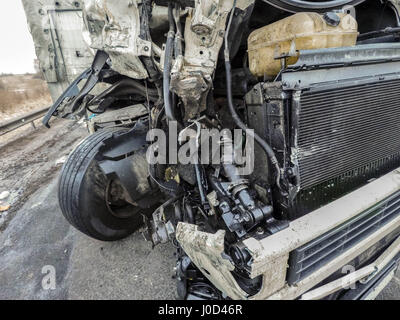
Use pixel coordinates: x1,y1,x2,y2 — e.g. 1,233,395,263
217,130,281,237
87,104,148,133
201,128,289,238
163,3,176,122
223,1,284,193
176,254,222,300
248,12,358,77
246,43,400,219
155,0,195,6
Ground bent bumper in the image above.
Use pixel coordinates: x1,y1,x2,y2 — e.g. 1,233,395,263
176,167,400,300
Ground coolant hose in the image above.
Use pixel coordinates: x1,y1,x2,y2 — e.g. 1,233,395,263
224,0,283,191
163,3,176,121
263,0,364,12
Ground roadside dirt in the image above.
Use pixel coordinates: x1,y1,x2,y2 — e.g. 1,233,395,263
0,74,52,121
0,118,87,231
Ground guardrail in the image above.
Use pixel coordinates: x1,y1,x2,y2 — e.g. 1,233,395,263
0,107,49,136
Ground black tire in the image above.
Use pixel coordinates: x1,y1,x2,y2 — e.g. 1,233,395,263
58,128,146,241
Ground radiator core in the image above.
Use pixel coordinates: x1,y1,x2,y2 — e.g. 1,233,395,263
296,79,400,190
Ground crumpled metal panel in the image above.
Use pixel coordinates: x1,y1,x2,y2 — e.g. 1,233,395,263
22,0,93,100
176,223,249,300
82,0,149,79
22,0,62,83
170,0,254,119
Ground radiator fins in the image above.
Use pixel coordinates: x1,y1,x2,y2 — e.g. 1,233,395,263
296,79,400,190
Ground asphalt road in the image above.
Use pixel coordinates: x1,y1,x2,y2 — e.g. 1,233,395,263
0,177,177,300
0,120,399,300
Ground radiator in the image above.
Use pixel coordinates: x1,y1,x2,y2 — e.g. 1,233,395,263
266,44,400,285
246,46,400,219
296,79,400,190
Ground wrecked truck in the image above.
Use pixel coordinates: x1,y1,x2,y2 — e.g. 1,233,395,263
23,0,400,300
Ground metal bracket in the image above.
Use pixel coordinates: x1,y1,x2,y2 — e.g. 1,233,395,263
43,50,110,128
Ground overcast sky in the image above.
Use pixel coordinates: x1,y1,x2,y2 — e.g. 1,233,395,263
0,0,37,74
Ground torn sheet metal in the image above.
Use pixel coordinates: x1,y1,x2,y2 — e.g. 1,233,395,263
171,0,254,120
176,223,249,300
82,0,149,79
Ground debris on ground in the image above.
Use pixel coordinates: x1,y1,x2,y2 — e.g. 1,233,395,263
3,236,12,247
0,191,10,200
0,203,11,212
55,156,68,166
0,119,87,231
0,74,52,122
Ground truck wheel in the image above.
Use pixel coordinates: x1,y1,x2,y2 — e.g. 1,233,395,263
58,128,146,241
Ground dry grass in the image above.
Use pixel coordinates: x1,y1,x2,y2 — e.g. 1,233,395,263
0,74,52,121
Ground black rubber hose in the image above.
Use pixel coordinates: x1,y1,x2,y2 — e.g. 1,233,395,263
163,2,176,121
263,0,364,13
174,201,183,223
224,0,283,191
358,27,400,40
168,1,175,32
194,163,208,207
185,202,195,224
173,3,183,57
208,175,229,198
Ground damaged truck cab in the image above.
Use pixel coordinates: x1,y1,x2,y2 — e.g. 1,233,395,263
23,0,400,300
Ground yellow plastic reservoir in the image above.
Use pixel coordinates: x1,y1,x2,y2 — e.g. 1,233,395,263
248,12,358,77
